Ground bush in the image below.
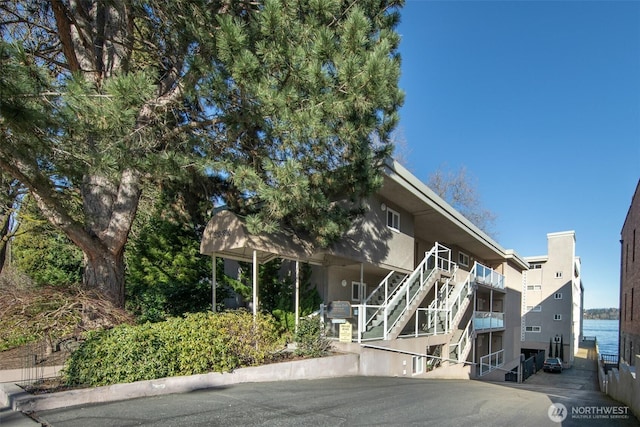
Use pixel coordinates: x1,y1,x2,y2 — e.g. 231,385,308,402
64,310,284,387
293,317,331,358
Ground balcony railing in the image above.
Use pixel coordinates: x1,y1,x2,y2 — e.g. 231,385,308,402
479,349,504,376
473,311,504,331
473,262,504,290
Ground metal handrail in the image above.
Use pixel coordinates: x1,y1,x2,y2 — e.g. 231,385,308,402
384,249,437,338
449,316,473,363
479,349,505,376
446,267,473,330
363,270,406,306
357,242,450,340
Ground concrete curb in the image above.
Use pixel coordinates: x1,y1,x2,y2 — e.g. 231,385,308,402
1,353,359,414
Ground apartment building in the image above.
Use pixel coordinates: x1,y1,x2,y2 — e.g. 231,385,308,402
620,179,640,366
522,231,583,366
201,159,529,380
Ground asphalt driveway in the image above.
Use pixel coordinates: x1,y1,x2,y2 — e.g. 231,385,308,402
33,376,637,427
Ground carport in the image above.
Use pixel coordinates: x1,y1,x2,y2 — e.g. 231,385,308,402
200,209,321,327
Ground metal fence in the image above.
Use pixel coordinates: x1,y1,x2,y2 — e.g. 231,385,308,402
522,349,546,382
601,353,619,374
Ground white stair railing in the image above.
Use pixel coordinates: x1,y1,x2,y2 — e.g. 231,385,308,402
449,317,474,363
360,243,452,340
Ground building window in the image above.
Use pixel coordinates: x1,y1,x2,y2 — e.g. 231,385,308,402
555,271,563,279
525,326,541,333
625,293,628,321
386,208,400,232
458,251,470,267
554,293,563,299
412,355,424,375
351,282,366,302
526,305,542,312
554,314,562,321
530,263,542,269
527,285,542,291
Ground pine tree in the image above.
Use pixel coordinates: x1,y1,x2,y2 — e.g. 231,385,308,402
0,1,404,307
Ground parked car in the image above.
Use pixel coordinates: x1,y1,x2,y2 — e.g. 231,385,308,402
543,357,563,373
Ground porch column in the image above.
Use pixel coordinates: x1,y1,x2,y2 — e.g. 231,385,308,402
253,250,258,318
295,260,300,331
212,254,217,313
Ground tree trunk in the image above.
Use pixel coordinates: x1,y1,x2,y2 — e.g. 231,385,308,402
83,248,126,308
25,168,141,308
0,213,10,275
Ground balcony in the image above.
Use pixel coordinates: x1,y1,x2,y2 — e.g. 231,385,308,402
473,311,504,331
472,262,505,291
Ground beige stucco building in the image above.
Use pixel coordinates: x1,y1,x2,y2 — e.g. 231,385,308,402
620,179,640,366
201,159,530,380
521,231,583,367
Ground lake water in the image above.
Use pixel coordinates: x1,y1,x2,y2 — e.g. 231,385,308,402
583,319,619,355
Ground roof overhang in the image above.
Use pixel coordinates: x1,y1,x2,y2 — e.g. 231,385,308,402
200,210,319,264
379,159,522,264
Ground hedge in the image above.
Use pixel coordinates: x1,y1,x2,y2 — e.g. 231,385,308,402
64,310,283,386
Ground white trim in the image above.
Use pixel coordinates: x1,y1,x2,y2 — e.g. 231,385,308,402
458,251,470,267
386,207,400,232
351,281,367,302
412,355,425,375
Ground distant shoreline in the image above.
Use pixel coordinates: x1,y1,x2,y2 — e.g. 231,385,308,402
583,308,619,321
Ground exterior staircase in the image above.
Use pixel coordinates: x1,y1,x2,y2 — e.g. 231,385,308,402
445,270,474,332
387,270,441,339
360,243,452,341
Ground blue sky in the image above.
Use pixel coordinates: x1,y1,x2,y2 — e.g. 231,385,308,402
395,0,640,309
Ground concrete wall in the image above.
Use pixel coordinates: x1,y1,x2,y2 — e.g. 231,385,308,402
4,353,360,413
605,355,640,421
358,340,472,380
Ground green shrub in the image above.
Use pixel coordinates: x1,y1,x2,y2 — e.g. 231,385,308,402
293,317,331,357
64,310,283,387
